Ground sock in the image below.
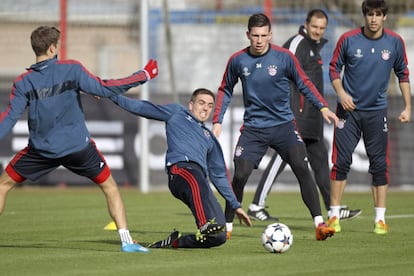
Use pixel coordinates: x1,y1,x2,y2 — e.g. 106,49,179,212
248,203,264,211
172,238,180,248
314,215,324,228
226,222,233,232
329,205,341,219
375,207,386,223
118,228,133,245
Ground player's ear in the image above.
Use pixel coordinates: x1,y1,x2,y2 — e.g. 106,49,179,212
188,101,194,111
47,45,53,55
48,43,57,56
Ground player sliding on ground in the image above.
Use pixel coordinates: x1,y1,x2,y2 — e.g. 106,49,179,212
106,88,252,248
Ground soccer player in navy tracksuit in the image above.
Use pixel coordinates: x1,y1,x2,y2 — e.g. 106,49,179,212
0,26,159,253
212,13,338,241
247,10,361,222
110,88,252,249
328,0,411,235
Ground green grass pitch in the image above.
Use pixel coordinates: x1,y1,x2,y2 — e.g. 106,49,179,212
0,187,413,276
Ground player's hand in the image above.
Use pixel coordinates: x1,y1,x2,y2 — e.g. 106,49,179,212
143,59,158,80
398,108,411,123
321,108,339,127
212,123,222,138
235,208,252,227
338,91,356,111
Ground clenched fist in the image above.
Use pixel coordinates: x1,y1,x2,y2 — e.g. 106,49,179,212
144,59,158,80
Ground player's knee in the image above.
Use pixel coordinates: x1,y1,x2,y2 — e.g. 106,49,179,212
233,159,254,182
372,172,388,186
233,170,249,183
210,231,227,247
285,146,309,173
330,167,347,181
331,162,351,180
93,166,111,184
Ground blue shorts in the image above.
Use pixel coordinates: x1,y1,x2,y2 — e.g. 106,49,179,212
331,104,388,185
6,139,110,184
233,121,305,168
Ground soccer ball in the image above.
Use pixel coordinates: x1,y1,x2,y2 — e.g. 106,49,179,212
261,223,293,253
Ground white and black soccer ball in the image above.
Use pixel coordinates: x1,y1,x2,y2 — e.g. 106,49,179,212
261,223,293,253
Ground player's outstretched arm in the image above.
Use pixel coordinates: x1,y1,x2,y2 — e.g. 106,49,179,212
235,208,253,227
320,108,339,127
212,123,222,138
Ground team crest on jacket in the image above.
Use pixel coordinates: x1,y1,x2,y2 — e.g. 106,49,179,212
235,146,244,157
203,129,211,138
267,65,277,76
381,50,390,60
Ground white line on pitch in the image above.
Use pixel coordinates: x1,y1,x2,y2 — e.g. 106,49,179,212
386,214,414,219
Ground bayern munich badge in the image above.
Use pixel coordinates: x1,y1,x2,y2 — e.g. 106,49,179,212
381,50,390,60
235,146,244,157
267,65,277,76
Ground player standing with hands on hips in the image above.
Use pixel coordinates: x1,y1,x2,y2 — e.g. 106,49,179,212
328,0,411,234
109,88,252,249
0,26,159,252
247,9,361,222
212,13,338,241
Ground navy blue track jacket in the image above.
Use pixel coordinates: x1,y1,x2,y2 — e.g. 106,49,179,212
110,95,241,210
213,44,328,127
330,27,410,110
0,56,149,158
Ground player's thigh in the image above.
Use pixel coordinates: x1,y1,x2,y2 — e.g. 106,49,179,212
333,112,361,166
234,127,269,168
61,141,107,179
270,122,304,159
306,139,329,169
8,147,59,181
167,162,206,203
362,109,388,166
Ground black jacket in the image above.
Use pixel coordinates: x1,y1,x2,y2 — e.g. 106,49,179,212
283,25,328,140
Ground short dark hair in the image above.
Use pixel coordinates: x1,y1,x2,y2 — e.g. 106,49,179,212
247,13,271,32
31,26,60,56
306,9,328,25
190,88,215,103
362,0,389,16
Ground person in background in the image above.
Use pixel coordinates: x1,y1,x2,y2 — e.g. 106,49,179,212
247,9,361,222
328,0,411,234
109,88,252,249
0,25,159,253
212,13,338,241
